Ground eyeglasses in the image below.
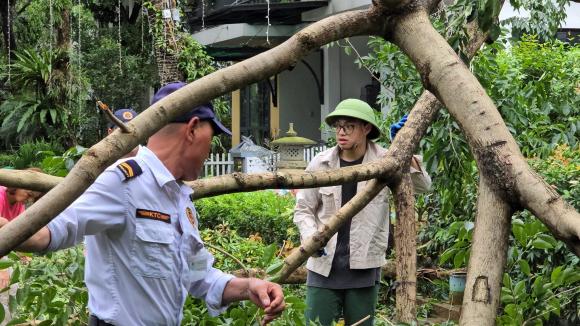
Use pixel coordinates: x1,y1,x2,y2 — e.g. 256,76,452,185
332,121,358,135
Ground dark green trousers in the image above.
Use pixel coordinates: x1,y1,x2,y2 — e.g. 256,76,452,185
305,285,380,326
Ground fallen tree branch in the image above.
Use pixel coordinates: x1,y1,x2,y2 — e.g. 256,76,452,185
231,262,457,284
389,8,580,255
0,6,387,257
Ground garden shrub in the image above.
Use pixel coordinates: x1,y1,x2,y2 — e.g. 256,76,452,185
0,140,63,169
195,191,298,245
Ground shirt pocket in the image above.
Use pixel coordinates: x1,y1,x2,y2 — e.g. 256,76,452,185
131,219,175,279
319,187,337,222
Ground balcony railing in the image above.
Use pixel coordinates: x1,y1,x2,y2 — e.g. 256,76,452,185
186,0,328,30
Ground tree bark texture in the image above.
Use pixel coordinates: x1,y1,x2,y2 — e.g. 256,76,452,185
460,178,513,325
393,174,417,323
0,7,385,257
389,9,580,255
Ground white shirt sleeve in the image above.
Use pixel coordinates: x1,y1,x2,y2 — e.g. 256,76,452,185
187,254,235,316
46,169,128,251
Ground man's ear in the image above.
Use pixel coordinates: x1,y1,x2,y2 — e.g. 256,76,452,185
186,117,201,140
363,123,372,136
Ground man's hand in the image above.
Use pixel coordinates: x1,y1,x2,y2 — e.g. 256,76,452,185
247,278,285,324
223,277,285,325
0,217,9,228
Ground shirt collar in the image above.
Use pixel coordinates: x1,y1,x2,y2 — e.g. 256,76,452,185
137,146,178,189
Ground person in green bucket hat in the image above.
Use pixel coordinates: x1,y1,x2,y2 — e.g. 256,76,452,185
293,98,432,326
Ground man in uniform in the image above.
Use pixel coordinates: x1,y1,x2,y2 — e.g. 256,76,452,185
0,82,285,325
294,99,431,325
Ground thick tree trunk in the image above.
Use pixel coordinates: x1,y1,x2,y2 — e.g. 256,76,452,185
460,178,513,325
393,174,417,323
389,7,580,255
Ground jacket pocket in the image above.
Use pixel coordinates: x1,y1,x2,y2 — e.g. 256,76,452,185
319,187,336,221
131,220,175,278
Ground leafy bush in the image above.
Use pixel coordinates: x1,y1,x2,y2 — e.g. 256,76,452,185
2,246,88,325
497,145,580,325
182,226,308,326
0,140,63,169
196,191,298,245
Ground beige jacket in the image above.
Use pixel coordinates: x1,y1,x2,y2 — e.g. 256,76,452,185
293,142,431,277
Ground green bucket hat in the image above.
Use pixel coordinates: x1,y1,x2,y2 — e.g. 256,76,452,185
325,99,381,140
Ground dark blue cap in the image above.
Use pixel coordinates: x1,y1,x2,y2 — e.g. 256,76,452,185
109,108,137,128
151,82,231,136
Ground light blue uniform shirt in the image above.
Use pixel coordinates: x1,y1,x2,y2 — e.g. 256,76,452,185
46,146,234,325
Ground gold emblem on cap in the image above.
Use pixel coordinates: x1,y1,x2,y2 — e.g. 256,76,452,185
186,207,195,227
123,111,134,120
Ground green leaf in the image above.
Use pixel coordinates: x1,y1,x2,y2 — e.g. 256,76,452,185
504,303,518,318
440,248,456,265
532,276,544,297
259,244,277,267
536,234,557,247
518,259,531,276
265,260,284,275
503,273,512,288
49,108,57,123
513,280,526,298
0,261,13,270
9,266,19,286
17,106,36,132
551,266,563,285
512,225,526,247
531,238,553,250
453,250,466,269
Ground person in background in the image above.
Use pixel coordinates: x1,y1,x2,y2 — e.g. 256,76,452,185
0,167,44,324
107,108,140,158
294,99,431,326
0,82,285,325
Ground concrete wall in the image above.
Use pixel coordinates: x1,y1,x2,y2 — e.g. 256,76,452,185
278,50,323,142
339,36,373,101
277,36,373,141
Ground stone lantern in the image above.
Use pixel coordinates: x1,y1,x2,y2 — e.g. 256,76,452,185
271,123,317,171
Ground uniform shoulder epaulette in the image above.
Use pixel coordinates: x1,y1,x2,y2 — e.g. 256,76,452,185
116,159,143,180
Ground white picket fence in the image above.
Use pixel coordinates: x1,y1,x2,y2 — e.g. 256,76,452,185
203,145,328,177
